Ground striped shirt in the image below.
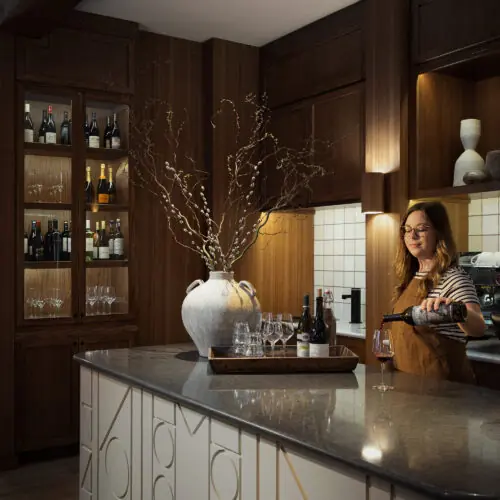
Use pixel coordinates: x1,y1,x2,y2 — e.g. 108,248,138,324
415,267,479,342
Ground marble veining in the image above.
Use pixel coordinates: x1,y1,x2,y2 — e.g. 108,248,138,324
75,344,500,499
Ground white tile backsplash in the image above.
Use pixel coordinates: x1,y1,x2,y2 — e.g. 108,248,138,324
467,193,500,252
314,203,366,323
482,214,499,235
482,197,499,215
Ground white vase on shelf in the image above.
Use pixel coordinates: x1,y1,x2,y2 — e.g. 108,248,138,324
453,119,485,187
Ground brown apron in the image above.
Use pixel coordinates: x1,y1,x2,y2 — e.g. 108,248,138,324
391,278,476,384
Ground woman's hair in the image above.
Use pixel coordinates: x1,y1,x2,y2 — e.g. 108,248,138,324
394,201,457,302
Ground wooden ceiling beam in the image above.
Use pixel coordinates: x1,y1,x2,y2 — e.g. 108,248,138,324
0,0,83,37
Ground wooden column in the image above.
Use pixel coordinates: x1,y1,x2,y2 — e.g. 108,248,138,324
0,30,16,468
364,0,410,362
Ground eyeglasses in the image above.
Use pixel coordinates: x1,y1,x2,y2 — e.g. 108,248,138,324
401,224,431,237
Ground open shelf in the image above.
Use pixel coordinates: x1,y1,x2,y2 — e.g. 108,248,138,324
86,203,129,212
24,202,72,211
24,143,73,158
415,181,500,199
24,261,72,269
86,260,128,268
86,148,128,161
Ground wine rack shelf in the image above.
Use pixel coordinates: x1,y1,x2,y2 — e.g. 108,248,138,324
85,203,129,212
24,261,72,269
24,202,73,211
86,260,129,268
86,148,128,161
24,143,73,158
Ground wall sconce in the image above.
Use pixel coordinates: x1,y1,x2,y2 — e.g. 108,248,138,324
361,172,385,214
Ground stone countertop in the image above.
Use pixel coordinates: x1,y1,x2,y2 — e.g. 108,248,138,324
75,344,500,500
467,337,500,365
336,321,366,339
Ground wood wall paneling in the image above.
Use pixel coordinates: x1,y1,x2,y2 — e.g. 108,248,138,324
0,30,16,468
131,32,205,346
234,211,314,316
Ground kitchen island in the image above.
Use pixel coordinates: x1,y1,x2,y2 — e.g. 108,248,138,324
75,344,500,500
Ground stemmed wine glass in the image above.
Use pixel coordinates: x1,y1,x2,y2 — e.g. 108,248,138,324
267,317,283,354
104,285,116,314
260,312,273,347
49,288,64,318
280,313,295,354
86,286,98,316
372,329,394,392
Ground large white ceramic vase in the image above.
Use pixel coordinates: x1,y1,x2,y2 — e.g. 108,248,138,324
453,119,485,186
181,271,261,357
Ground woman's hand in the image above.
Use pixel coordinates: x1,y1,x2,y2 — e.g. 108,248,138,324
420,296,452,312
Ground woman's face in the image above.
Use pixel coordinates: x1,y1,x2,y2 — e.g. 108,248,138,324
402,210,437,260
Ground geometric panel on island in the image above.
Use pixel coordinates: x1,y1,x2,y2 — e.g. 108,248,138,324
210,444,240,500
80,445,92,499
178,405,207,436
153,417,176,499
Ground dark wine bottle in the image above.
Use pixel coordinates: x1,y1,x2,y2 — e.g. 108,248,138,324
24,229,29,259
97,163,109,204
38,110,47,143
108,220,115,259
99,220,110,260
83,114,90,147
52,219,62,262
27,220,36,260
297,294,312,358
310,289,330,357
114,218,124,260
383,303,467,326
89,112,100,148
45,105,57,144
84,166,94,204
44,220,54,260
111,113,121,149
33,221,44,261
62,220,70,261
108,166,116,203
24,102,34,143
93,221,100,260
60,111,71,145
104,116,112,149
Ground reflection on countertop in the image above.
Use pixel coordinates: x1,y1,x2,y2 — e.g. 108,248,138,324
75,344,500,499
336,321,366,338
467,337,500,365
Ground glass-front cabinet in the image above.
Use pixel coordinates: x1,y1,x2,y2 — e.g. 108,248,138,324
18,86,131,326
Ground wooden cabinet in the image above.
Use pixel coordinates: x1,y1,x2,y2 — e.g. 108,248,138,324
311,84,364,204
412,0,500,65
337,335,366,364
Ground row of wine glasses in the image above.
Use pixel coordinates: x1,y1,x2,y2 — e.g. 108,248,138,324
26,169,67,203
25,287,66,318
260,312,295,352
86,285,116,315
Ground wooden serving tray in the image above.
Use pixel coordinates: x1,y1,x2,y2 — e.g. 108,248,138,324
208,345,359,374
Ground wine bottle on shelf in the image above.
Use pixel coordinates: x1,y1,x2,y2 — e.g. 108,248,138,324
44,220,54,261
108,220,115,259
84,166,94,204
382,303,467,326
27,220,36,260
104,116,112,149
111,113,121,149
114,218,124,260
83,114,90,147
52,219,62,262
60,111,71,145
85,220,94,262
62,220,71,261
33,221,44,261
89,112,100,148
99,220,110,260
108,167,116,204
45,105,57,144
297,294,312,358
38,110,47,143
24,103,34,143
310,289,330,358
24,228,29,259
97,164,109,204
93,221,100,260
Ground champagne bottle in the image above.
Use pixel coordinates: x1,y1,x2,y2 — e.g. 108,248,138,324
34,221,44,261
45,105,57,144
60,111,71,145
38,109,47,143
383,303,467,326
114,218,124,260
111,113,121,149
27,220,36,260
44,220,54,261
108,167,116,203
93,221,100,260
84,166,94,204
24,228,29,259
104,116,112,149
85,220,94,262
89,112,100,148
52,219,62,262
62,220,70,261
99,220,110,260
97,164,109,204
108,220,115,259
310,289,330,357
24,103,34,143
297,294,312,358
83,114,90,147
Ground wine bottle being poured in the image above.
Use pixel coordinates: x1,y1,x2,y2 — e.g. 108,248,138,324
383,302,467,327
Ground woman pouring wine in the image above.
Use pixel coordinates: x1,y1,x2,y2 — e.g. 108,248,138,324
387,201,485,383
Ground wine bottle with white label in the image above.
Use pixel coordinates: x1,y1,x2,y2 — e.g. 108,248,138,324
89,112,100,148
99,220,110,260
310,289,330,358
85,219,94,262
45,105,57,144
114,218,124,260
111,113,121,149
24,103,34,143
24,229,29,259
108,167,116,203
62,221,70,261
97,164,109,204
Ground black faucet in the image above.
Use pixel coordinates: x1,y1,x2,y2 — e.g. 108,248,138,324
341,288,362,324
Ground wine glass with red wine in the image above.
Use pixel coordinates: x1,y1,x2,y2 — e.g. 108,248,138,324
372,329,394,392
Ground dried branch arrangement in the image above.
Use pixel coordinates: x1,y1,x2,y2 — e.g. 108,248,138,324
130,94,331,272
